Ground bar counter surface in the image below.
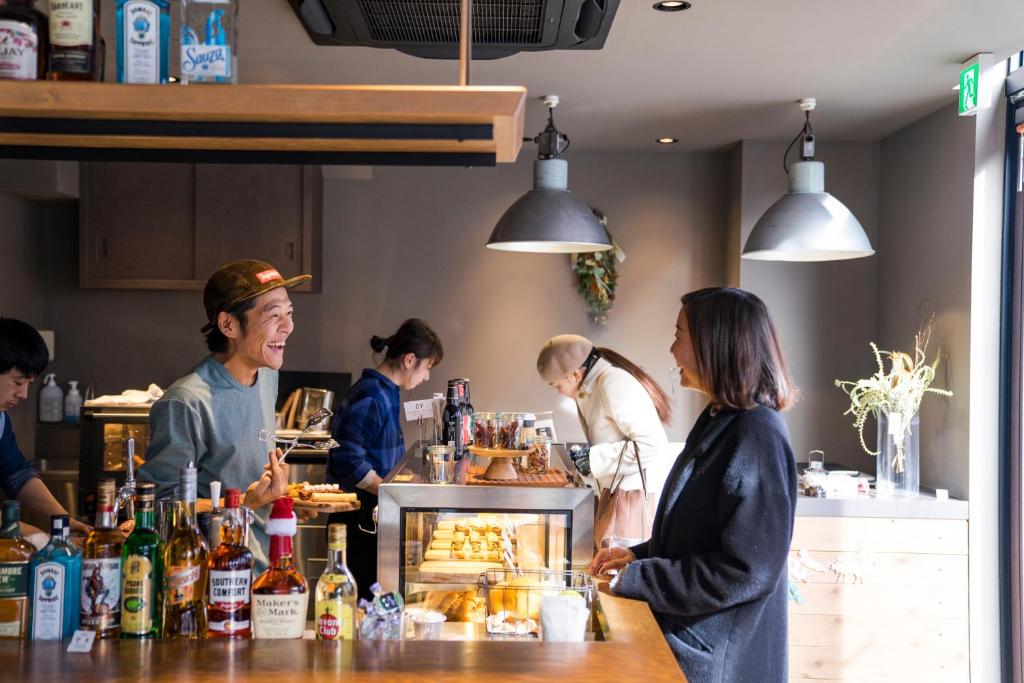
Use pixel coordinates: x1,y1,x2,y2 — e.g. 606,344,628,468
3,585,685,682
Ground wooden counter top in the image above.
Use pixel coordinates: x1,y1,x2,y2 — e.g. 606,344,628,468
2,588,684,682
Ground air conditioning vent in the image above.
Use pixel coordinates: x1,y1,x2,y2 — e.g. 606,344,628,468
289,0,618,59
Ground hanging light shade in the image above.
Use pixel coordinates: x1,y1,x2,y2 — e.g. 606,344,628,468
487,94,612,254
742,98,874,262
486,158,612,253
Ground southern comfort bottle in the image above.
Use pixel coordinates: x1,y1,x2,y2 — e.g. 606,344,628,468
0,501,35,639
206,488,253,638
161,462,209,639
120,483,162,639
252,497,308,639
81,479,123,638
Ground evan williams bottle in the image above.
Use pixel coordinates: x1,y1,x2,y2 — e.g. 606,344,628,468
47,0,99,80
207,488,253,638
81,480,123,638
161,462,209,639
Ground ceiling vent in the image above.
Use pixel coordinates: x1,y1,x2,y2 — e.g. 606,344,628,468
289,0,620,59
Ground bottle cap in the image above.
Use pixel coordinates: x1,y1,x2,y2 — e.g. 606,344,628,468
2,500,20,523
225,488,242,509
179,462,197,502
98,479,116,509
50,514,69,536
327,523,346,547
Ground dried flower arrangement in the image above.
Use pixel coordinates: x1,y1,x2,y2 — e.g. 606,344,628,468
570,209,622,324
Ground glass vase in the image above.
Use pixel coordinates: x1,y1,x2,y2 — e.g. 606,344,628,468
875,411,920,497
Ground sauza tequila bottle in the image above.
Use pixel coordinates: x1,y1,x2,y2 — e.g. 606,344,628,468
179,0,237,84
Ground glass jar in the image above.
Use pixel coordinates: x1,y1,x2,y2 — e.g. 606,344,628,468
472,412,496,450
494,413,521,451
424,445,456,484
522,435,551,472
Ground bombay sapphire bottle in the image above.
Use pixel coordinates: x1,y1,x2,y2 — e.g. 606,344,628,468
115,0,170,83
179,0,237,84
29,515,82,640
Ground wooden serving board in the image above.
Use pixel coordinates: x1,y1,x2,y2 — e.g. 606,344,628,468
465,469,571,487
289,498,361,514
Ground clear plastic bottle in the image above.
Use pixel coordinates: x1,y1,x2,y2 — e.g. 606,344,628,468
63,380,82,423
38,373,63,423
179,0,237,84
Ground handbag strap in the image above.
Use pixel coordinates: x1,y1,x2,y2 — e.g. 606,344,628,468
608,440,648,496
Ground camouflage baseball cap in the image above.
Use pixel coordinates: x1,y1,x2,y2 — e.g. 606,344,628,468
201,259,311,333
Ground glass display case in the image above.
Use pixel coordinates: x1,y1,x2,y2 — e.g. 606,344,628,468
377,444,594,628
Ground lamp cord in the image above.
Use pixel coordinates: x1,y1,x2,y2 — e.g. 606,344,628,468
783,110,813,174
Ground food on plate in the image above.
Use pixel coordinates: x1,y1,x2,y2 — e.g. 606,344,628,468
287,482,358,504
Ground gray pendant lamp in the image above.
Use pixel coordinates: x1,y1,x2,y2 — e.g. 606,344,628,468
487,96,612,253
743,99,874,262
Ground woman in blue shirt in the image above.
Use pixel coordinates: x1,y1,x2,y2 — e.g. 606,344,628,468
327,318,443,598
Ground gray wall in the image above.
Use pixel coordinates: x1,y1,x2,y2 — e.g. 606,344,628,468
737,140,881,471
24,150,729,454
877,103,973,500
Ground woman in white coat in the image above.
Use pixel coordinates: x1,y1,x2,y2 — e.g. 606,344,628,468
537,334,671,546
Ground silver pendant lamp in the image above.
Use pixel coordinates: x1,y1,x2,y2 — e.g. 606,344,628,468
487,96,612,253
742,98,874,262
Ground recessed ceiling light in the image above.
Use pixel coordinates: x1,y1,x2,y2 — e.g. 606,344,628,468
653,1,691,11
657,137,678,144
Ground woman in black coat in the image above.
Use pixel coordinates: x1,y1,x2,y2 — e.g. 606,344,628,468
591,287,798,683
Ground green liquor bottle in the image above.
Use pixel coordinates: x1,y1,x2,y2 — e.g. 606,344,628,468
120,483,162,638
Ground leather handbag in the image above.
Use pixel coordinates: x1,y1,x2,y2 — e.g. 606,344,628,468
594,440,655,548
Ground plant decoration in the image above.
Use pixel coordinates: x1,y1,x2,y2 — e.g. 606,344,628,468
834,320,952,473
571,209,623,324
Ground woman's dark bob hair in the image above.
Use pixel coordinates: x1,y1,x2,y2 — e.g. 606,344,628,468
680,287,796,411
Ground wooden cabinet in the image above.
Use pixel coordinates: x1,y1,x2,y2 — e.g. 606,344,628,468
79,163,321,290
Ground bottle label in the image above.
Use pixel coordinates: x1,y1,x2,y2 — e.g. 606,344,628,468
120,555,154,635
0,560,28,598
315,598,354,640
207,569,251,632
0,20,38,81
181,44,230,80
252,592,309,639
31,562,66,640
164,564,201,606
81,557,121,630
49,49,91,75
122,0,160,84
50,0,93,47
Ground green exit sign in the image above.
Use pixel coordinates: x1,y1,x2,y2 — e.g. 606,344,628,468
958,53,990,117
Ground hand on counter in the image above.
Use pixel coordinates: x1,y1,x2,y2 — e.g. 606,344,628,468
589,546,635,577
244,449,290,510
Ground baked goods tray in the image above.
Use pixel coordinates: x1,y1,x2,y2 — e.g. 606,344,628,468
465,469,570,487
289,498,360,513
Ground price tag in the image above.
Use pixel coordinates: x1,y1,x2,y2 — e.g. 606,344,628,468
403,399,433,422
67,629,96,653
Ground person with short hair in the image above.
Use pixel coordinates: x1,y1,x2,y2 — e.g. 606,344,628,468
139,259,311,569
0,317,90,539
591,287,798,683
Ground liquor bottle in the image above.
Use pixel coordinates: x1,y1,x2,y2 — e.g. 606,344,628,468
120,483,162,639
115,0,169,83
251,497,308,639
441,379,466,459
29,514,81,640
459,378,474,447
47,0,99,81
161,462,209,639
81,479,123,638
0,0,48,81
206,488,253,639
0,501,34,639
179,0,237,85
314,523,357,640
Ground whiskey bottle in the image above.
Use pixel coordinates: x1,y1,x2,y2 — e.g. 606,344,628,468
81,479,123,638
120,483,162,639
0,0,48,81
206,488,253,639
161,462,209,639
0,501,34,639
47,0,99,80
252,497,308,639
314,523,357,640
115,0,169,83
29,514,81,640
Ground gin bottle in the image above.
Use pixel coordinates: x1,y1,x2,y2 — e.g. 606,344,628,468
29,515,81,640
179,0,237,84
115,0,169,83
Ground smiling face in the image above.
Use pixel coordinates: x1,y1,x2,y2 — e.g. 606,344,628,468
219,287,294,371
670,307,703,392
0,370,32,412
548,369,584,398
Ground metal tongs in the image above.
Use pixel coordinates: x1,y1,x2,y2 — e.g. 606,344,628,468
259,407,339,463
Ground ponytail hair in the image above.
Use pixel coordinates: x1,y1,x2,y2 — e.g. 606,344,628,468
596,347,672,424
370,319,444,367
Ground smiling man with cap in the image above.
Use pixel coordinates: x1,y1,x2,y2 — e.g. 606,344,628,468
139,259,310,570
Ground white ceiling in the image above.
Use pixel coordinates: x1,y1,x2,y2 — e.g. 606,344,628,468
236,0,1024,151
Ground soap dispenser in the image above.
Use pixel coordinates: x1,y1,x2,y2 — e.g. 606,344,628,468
38,374,63,423
64,381,82,424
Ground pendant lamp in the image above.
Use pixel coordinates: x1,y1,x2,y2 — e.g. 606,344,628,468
487,96,612,253
742,99,874,262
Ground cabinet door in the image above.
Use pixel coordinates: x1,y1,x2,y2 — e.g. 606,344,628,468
193,165,319,290
79,162,197,287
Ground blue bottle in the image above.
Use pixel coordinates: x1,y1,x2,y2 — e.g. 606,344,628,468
29,515,82,640
116,0,170,84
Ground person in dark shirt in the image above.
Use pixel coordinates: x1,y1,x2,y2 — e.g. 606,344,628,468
0,318,90,541
327,318,443,599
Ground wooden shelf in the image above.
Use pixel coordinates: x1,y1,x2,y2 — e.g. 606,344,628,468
0,82,527,166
